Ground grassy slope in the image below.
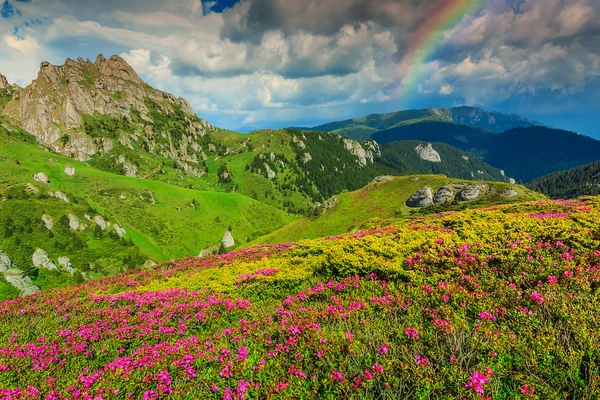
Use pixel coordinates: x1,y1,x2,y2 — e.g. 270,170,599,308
0,123,295,271
1,198,599,398
253,175,546,245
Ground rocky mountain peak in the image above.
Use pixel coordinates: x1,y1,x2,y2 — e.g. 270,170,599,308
0,72,9,89
3,54,210,163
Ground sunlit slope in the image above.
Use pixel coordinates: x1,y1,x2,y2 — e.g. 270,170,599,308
252,175,545,245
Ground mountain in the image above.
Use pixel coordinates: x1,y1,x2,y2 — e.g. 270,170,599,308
527,160,600,199
310,106,543,140
372,123,600,181
2,56,220,183
252,174,543,245
210,129,510,213
0,118,294,299
1,196,597,398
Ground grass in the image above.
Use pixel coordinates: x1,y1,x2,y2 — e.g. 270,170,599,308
0,120,295,294
0,197,598,398
251,175,546,245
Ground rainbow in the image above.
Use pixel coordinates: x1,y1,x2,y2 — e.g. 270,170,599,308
399,0,486,104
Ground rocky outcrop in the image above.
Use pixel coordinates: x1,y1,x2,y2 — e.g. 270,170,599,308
373,175,394,183
222,231,235,248
25,183,39,193
68,214,80,230
0,250,40,296
93,215,108,230
406,187,434,207
58,256,75,275
264,164,276,179
456,184,489,201
2,55,214,163
433,184,455,204
342,138,377,166
64,165,76,176
0,250,12,272
32,248,58,271
49,191,69,203
502,187,519,197
34,172,49,184
302,153,312,163
41,214,54,230
0,72,9,89
114,224,126,238
415,143,441,162
3,269,40,297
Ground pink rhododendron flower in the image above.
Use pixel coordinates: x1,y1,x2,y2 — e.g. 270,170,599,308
379,344,389,355
465,371,488,394
330,370,345,382
405,326,419,338
530,292,545,305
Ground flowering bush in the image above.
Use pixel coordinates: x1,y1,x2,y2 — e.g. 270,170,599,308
0,198,599,398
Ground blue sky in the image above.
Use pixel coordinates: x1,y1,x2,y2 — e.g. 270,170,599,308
0,0,599,138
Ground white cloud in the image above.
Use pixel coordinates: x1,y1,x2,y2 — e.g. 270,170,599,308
3,35,40,54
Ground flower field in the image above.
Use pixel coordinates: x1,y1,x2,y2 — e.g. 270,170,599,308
1,198,600,399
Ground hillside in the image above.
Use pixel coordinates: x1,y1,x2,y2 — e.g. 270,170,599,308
373,124,600,181
0,197,598,398
202,129,511,213
311,106,542,140
0,119,294,299
252,175,544,245
527,160,600,199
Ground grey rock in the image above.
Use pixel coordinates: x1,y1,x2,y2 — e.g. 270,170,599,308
457,184,489,201
373,175,394,183
3,269,40,297
433,185,455,205
406,187,434,207
41,214,54,230
143,260,157,268
114,224,126,238
502,188,519,197
302,153,312,163
342,138,375,166
58,256,75,275
68,214,80,230
222,230,235,248
25,183,39,193
32,248,58,271
33,172,49,184
0,250,12,272
0,72,8,89
49,191,69,203
509,178,516,184
415,143,441,162
264,163,276,179
64,165,76,176
93,215,107,230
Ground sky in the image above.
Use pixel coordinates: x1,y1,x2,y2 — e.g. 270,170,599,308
0,0,599,137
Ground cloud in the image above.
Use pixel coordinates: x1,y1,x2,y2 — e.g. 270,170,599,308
3,33,39,53
0,0,599,134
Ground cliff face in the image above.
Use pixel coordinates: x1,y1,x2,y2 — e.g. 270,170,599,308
0,72,9,89
2,55,214,166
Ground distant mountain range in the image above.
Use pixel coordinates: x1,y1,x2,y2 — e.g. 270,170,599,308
309,106,544,140
308,110,600,182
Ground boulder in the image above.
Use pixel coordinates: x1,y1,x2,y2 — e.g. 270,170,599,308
33,172,49,184
114,224,126,238
406,187,434,207
25,183,39,193
415,143,441,162
509,178,516,184
68,214,80,230
41,214,54,230
32,248,58,271
433,185,455,205
3,269,40,297
373,176,394,183
93,215,107,230
64,165,76,176
264,163,276,179
143,260,157,268
457,184,489,201
49,191,69,203
222,230,235,248
502,188,519,197
58,256,75,275
0,250,12,272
